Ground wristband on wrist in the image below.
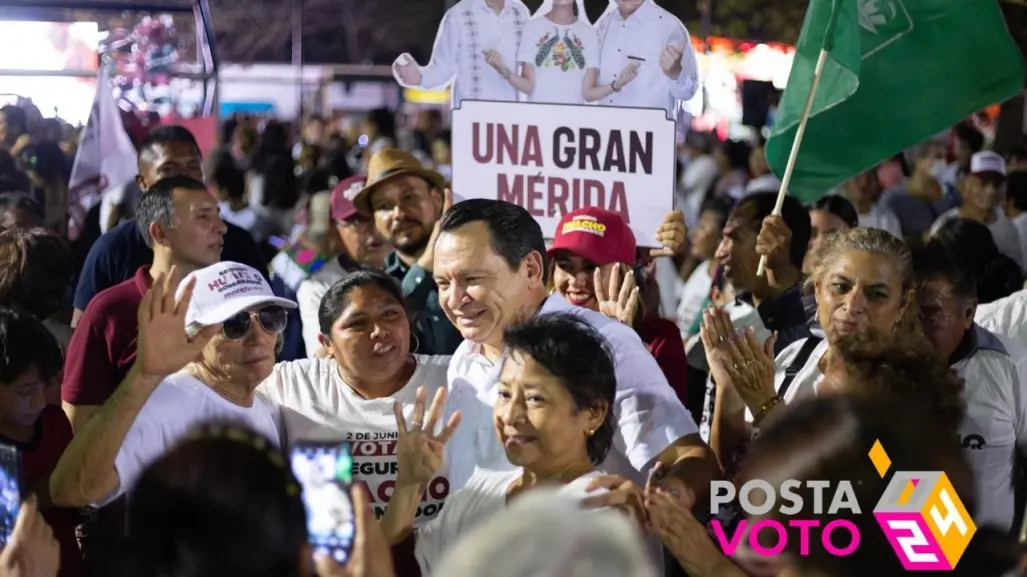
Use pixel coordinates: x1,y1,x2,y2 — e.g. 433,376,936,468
752,395,782,427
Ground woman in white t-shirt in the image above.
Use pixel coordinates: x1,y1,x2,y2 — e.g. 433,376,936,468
378,313,618,576
484,0,638,105
258,269,451,527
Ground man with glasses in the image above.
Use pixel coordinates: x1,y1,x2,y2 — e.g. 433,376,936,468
296,174,391,356
51,261,294,510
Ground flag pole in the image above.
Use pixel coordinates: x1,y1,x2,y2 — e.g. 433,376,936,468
756,47,830,277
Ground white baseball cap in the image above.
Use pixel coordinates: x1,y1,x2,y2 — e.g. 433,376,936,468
177,262,297,328
970,151,1007,177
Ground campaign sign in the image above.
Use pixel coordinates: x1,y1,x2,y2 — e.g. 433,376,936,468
452,100,675,247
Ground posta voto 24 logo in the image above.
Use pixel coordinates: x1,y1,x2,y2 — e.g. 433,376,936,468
709,440,976,570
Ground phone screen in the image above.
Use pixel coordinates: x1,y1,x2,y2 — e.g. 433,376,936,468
291,443,355,566
0,443,21,547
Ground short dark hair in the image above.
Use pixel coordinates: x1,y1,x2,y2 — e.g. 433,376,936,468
699,195,736,231
954,124,984,154
502,313,617,466
0,306,63,385
139,125,200,159
210,152,246,200
732,192,812,271
913,245,977,302
318,269,405,336
0,106,26,137
811,195,859,229
929,218,1024,304
135,175,209,247
0,228,72,319
439,199,549,283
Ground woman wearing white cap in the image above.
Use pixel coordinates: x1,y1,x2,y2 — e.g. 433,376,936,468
484,0,641,105
49,262,297,510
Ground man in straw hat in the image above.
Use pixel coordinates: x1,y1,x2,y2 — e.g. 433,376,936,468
350,149,461,355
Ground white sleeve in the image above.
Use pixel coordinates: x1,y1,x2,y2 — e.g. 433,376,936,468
517,20,535,64
603,322,698,471
665,22,699,100
99,411,167,507
583,26,600,70
417,12,461,90
296,279,327,358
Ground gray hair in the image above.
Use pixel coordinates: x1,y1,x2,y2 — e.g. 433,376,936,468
434,489,657,577
135,175,207,247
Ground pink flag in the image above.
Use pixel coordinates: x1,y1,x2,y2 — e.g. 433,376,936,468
67,68,137,240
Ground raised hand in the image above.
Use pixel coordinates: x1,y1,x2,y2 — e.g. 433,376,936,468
0,496,59,577
593,264,639,326
660,38,689,78
135,267,220,379
392,53,422,86
699,306,777,412
651,210,687,258
615,62,640,90
416,187,453,272
392,386,461,488
483,49,509,77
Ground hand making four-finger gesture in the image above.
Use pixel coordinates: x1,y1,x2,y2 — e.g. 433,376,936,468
392,386,461,488
135,267,220,380
593,264,639,326
699,306,777,414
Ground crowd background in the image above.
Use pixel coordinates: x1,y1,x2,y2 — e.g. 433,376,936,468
0,45,1021,577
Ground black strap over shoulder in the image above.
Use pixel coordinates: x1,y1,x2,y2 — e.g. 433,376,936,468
778,337,823,400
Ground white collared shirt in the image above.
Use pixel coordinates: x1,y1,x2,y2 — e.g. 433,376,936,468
594,1,699,119
442,294,698,572
411,0,530,108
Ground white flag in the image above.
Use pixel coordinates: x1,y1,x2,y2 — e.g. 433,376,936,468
67,68,137,240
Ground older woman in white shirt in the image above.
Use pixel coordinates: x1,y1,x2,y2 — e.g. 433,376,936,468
378,313,618,576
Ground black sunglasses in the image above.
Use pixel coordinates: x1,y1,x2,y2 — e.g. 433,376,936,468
222,306,288,340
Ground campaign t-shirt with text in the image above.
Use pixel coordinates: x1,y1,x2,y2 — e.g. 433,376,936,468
258,355,452,525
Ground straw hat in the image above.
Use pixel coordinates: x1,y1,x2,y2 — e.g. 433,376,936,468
351,148,447,215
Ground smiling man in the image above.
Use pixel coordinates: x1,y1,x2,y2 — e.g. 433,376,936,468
350,148,463,355
432,198,719,573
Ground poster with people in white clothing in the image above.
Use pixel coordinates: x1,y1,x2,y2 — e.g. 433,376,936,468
594,0,699,119
392,0,530,108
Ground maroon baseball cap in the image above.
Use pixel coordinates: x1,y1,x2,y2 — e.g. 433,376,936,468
330,174,368,221
548,208,636,266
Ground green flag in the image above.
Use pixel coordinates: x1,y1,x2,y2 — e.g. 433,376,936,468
766,0,1026,203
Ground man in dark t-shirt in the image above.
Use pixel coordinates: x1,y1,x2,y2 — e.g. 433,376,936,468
71,125,265,327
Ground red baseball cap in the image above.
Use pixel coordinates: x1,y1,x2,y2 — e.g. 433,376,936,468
330,174,368,221
548,208,636,266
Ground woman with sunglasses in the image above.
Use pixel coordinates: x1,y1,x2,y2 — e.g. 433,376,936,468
257,268,451,575
50,262,295,511
548,207,688,406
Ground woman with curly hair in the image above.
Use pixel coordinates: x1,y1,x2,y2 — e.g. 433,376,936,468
827,327,966,434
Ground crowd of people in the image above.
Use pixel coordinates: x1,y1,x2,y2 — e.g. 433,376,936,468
0,67,1021,577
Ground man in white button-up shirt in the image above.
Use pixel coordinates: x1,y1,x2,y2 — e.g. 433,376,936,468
393,0,530,108
594,0,699,120
432,198,717,572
